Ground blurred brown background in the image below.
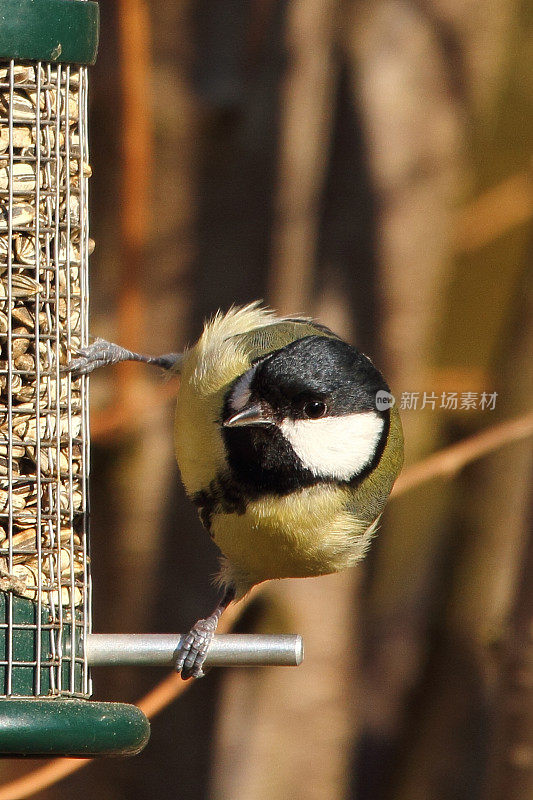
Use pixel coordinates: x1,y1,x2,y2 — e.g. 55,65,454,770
2,0,533,798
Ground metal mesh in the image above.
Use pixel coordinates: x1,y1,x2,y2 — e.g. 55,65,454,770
0,61,91,697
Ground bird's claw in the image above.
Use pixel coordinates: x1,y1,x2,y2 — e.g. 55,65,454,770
175,616,219,680
66,338,124,375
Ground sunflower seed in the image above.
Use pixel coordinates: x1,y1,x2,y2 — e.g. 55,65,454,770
11,304,34,327
11,529,37,562
0,482,30,511
42,547,83,577
0,372,22,396
0,435,26,458
0,202,34,229
11,327,30,357
27,446,69,474
0,92,35,121
0,162,36,193
46,584,83,607
0,66,35,85
0,235,9,265
0,125,33,153
13,233,36,265
0,455,19,476
14,352,34,371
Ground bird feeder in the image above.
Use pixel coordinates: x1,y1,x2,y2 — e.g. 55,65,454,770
0,0,302,758
0,0,151,756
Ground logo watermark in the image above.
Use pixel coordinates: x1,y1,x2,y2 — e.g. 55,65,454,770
375,391,498,412
375,390,396,411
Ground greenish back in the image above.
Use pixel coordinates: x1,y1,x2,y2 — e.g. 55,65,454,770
236,320,338,364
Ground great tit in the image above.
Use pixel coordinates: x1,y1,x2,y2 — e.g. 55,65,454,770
70,303,403,679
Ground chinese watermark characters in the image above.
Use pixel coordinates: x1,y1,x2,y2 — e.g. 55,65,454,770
395,391,498,411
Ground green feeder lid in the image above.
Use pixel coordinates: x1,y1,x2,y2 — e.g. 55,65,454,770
0,0,99,65
0,698,150,756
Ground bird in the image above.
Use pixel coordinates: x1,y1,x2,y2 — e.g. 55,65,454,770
69,303,404,679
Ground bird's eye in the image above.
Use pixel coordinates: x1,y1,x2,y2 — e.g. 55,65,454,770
302,400,327,419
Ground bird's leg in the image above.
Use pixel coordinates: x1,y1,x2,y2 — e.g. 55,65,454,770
67,337,182,375
0,564,32,596
175,587,236,680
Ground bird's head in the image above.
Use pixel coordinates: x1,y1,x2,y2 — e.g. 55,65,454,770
221,335,392,493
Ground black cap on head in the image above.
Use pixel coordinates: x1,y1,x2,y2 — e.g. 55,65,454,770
250,336,390,419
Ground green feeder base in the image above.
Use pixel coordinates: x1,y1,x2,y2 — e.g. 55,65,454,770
0,594,149,756
0,698,150,756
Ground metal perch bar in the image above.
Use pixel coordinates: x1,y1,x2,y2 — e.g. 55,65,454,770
85,633,304,668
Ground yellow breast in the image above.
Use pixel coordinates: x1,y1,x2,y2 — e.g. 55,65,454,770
210,485,376,593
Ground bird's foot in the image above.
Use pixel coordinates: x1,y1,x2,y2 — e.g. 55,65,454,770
175,587,235,680
175,615,220,680
67,338,132,375
67,338,182,375
0,564,30,596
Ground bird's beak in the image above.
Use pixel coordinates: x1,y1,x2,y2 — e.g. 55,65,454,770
223,403,274,428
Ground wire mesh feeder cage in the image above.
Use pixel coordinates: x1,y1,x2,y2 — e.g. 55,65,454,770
0,57,90,699
0,0,150,756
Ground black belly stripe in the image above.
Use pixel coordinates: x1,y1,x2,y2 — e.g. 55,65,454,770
192,473,248,536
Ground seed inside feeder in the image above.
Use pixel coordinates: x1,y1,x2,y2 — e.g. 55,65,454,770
0,63,90,609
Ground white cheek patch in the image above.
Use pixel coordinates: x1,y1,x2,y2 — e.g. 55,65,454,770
280,411,385,481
